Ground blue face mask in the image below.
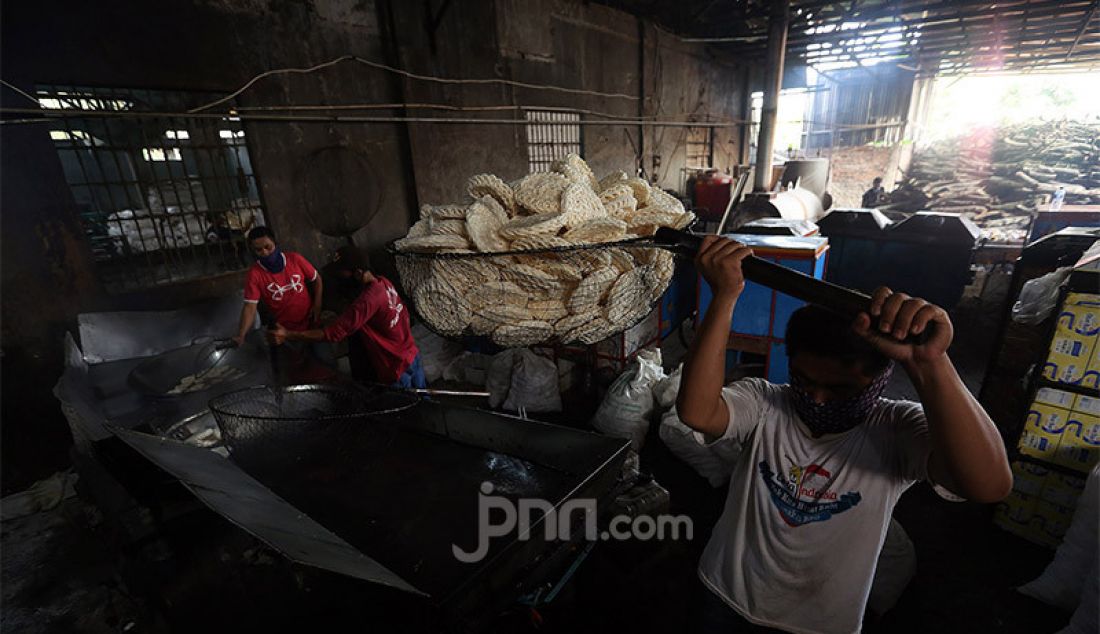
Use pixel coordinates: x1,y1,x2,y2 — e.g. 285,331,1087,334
256,246,285,273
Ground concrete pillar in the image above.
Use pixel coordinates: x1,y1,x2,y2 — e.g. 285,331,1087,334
753,0,789,192
738,70,753,167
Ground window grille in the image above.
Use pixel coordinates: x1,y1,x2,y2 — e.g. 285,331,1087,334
38,85,268,293
525,110,583,173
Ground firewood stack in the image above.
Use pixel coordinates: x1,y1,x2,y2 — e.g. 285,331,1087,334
884,121,1100,242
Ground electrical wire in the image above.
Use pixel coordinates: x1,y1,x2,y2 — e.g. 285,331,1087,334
0,80,747,125
235,102,658,120
188,54,640,114
231,101,742,123
233,101,766,126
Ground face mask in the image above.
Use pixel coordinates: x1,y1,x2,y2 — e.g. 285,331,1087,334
256,246,285,273
789,363,894,437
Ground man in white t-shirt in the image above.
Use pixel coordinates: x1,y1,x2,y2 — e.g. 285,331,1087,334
677,236,1012,634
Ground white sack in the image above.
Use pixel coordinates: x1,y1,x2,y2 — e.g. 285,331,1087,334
591,349,666,450
503,349,562,413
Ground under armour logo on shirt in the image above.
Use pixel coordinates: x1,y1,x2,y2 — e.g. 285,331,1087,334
267,274,303,301
386,285,404,328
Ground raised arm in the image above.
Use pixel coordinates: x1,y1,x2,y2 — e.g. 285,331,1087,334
676,237,753,438
853,287,1012,503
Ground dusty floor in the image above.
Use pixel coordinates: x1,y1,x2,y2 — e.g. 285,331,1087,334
0,290,1075,633
0,498,165,634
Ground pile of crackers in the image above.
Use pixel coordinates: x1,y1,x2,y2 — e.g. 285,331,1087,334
394,154,694,347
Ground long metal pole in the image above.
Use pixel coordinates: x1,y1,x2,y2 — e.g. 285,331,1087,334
752,0,789,192
637,16,646,177
1066,0,1099,60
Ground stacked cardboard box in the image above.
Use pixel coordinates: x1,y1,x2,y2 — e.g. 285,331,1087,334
1018,388,1100,472
995,460,1087,548
997,292,1100,548
1042,292,1100,387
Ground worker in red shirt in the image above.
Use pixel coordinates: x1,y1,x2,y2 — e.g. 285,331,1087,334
269,246,425,389
233,226,332,365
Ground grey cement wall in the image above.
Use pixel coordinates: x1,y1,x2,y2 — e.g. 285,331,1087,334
392,0,748,206
1,0,747,488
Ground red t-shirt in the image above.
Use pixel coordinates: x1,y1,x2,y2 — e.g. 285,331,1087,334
243,251,318,331
323,276,419,384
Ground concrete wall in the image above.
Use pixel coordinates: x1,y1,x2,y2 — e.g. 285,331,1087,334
0,0,747,489
391,0,747,205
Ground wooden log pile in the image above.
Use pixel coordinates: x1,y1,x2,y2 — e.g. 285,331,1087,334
885,121,1100,242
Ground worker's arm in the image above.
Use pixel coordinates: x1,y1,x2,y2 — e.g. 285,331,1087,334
234,302,259,346
853,287,1012,503
309,274,324,326
270,324,327,344
676,237,754,438
269,292,373,346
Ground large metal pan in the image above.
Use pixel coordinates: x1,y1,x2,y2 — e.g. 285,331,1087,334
128,336,257,396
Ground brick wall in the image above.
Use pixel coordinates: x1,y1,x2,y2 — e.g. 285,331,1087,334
823,143,912,208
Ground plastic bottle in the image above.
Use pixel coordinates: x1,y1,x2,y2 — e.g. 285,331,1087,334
1051,186,1066,211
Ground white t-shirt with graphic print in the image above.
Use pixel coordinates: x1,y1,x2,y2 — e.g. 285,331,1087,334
696,378,931,634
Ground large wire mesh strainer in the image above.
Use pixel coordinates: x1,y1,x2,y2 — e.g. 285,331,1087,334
389,241,678,347
208,384,417,454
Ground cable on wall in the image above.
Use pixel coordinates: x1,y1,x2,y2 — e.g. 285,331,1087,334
187,54,641,114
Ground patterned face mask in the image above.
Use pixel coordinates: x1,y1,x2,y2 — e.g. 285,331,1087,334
789,363,894,437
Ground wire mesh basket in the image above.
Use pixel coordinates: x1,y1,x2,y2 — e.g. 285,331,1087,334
208,384,417,454
390,241,678,347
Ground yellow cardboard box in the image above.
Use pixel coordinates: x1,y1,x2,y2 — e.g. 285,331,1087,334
1060,293,1100,337
1019,403,1071,461
1009,461,1049,497
1040,470,1087,509
1054,410,1100,473
1043,336,1096,385
1045,293,1100,385
994,490,1060,548
1074,394,1100,417
1033,500,1075,544
994,488,1036,532
1082,345,1100,389
1035,387,1076,409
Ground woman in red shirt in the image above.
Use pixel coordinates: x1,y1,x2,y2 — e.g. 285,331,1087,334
269,247,425,389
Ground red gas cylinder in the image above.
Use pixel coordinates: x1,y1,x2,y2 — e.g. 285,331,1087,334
693,170,733,221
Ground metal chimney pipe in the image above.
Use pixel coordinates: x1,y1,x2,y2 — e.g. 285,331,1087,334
753,0,790,192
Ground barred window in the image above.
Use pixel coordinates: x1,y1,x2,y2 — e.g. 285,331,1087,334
525,110,583,173
38,85,268,293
